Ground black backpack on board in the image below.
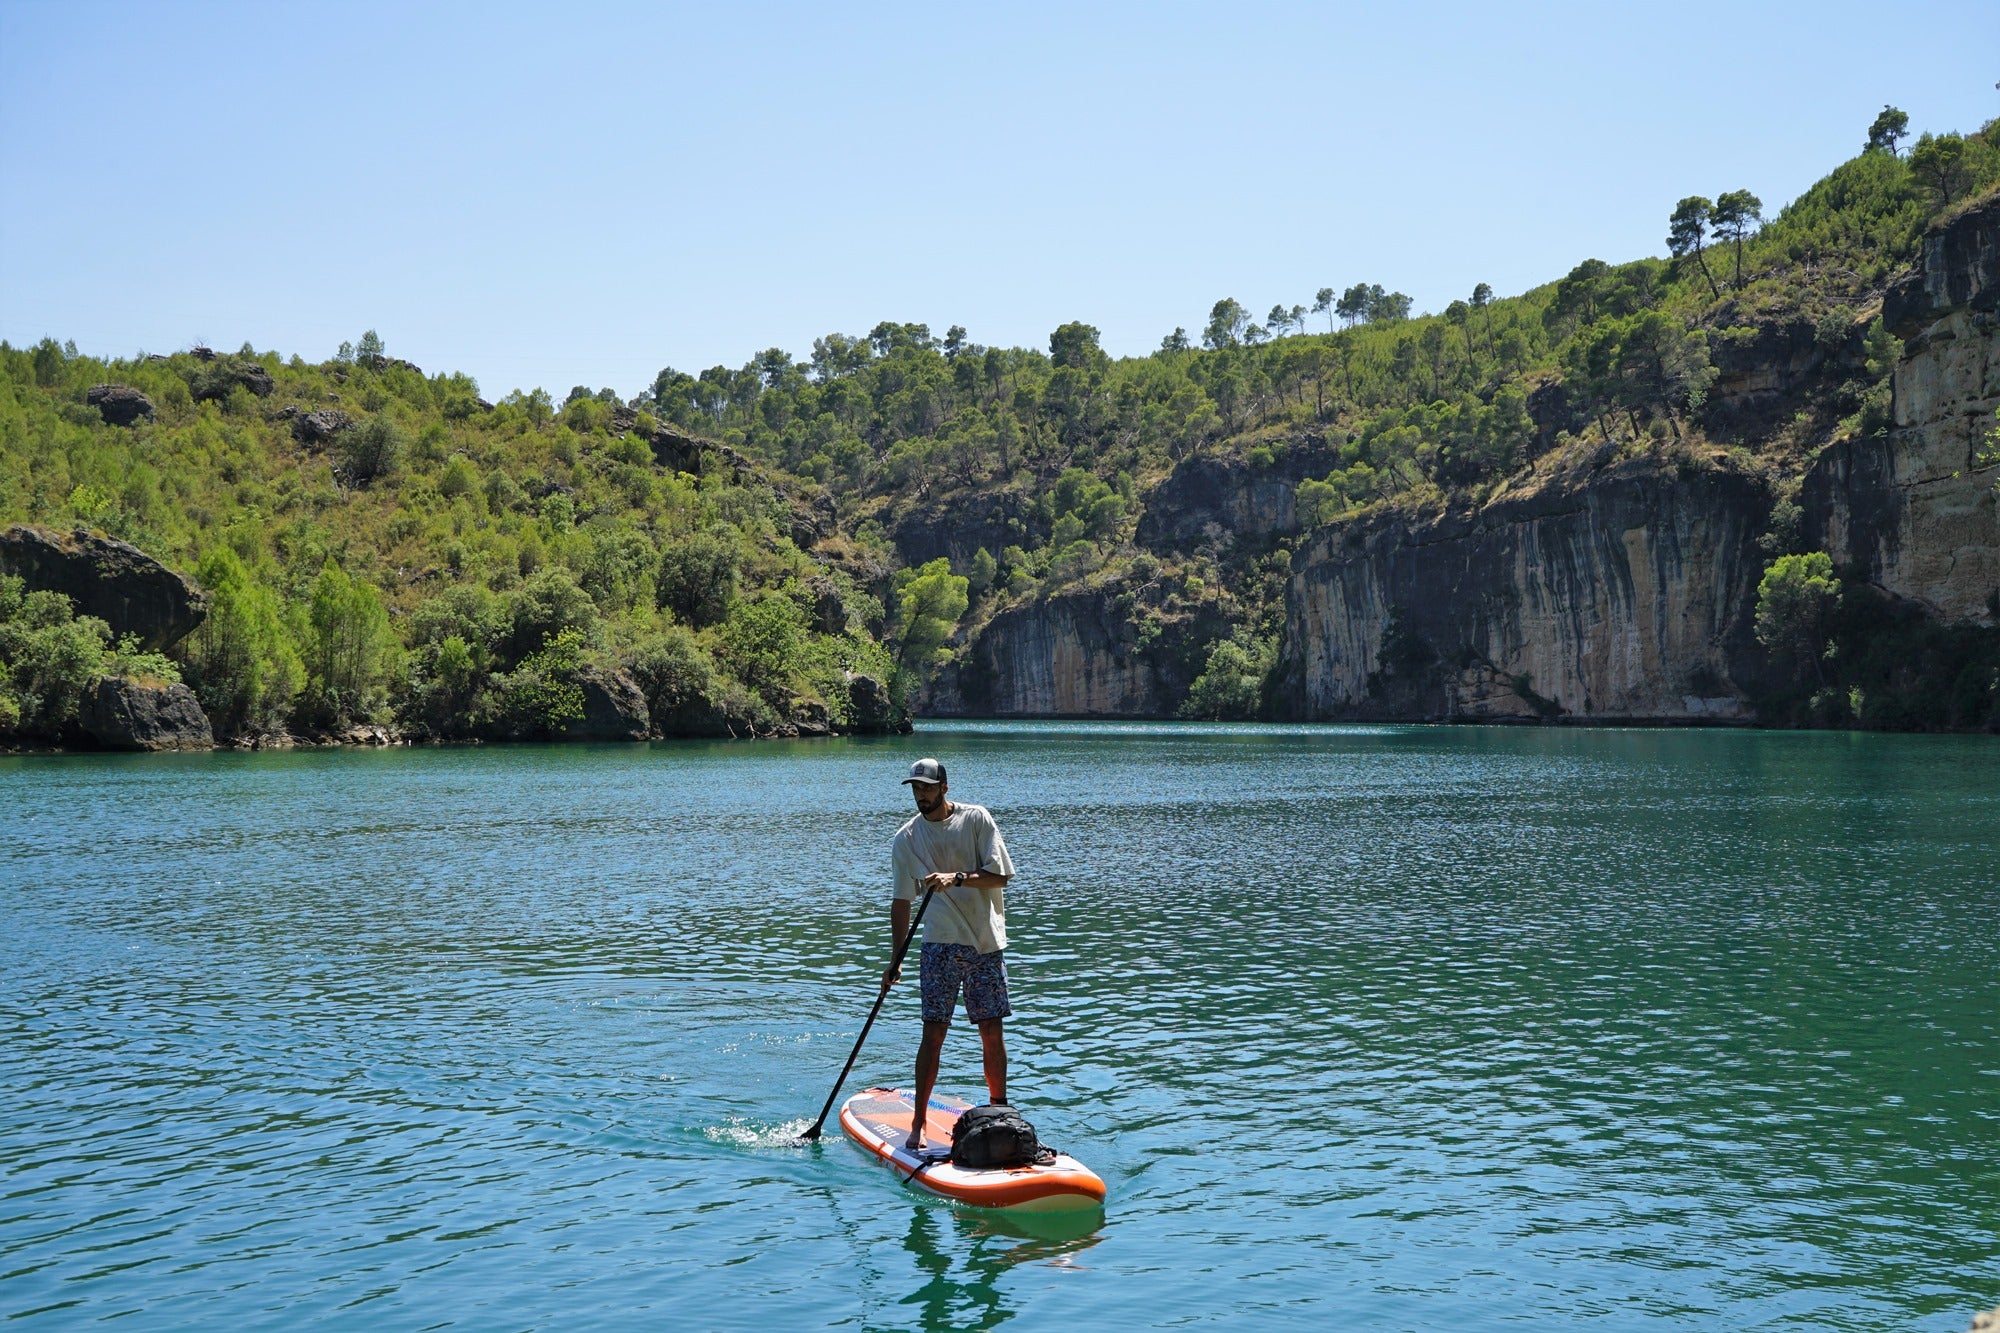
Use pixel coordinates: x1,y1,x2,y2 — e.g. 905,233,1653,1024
950,1104,1052,1169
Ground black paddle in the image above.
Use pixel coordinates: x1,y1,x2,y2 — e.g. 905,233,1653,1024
799,887,936,1142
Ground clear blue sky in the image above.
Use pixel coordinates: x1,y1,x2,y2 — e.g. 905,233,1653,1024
4,1,1995,400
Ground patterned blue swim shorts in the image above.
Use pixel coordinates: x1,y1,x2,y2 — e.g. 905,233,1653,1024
918,942,1011,1025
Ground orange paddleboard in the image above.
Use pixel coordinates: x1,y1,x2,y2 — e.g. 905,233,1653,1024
839,1087,1106,1212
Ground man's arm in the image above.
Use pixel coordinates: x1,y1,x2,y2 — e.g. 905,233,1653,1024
917,869,1010,891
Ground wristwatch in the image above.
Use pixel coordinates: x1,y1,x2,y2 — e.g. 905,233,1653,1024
953,871,966,886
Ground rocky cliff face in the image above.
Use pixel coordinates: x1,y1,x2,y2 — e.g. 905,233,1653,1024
1278,461,1771,721
1804,193,2000,624
1135,438,1342,553
890,485,1038,569
925,581,1230,717
0,525,208,651
926,193,2000,727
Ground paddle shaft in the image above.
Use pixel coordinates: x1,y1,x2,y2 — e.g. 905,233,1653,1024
800,887,936,1141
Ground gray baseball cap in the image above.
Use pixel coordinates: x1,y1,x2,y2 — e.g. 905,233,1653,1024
900,757,948,785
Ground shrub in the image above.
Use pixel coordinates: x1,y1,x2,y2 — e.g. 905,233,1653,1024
718,592,808,700
438,455,478,498
0,577,110,734
1755,551,1841,683
658,529,741,627
340,416,407,486
505,566,600,666
627,623,723,720
495,628,588,736
1180,631,1274,720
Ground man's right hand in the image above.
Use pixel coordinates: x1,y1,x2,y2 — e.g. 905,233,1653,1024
880,963,901,991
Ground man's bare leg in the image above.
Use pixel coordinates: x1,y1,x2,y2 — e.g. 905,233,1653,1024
978,1018,1007,1105
906,1020,948,1150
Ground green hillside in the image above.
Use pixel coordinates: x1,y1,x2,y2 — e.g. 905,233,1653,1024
3,112,1996,744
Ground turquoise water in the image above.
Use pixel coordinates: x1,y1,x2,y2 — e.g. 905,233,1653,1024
3,723,1997,1330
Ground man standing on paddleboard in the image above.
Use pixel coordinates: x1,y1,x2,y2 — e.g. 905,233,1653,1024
880,757,1016,1151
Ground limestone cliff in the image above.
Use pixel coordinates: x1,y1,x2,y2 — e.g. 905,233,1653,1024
1804,193,2000,624
924,580,1230,717
1134,438,1341,554
1277,461,1771,721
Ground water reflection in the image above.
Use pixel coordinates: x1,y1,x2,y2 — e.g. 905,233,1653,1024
895,1202,1103,1330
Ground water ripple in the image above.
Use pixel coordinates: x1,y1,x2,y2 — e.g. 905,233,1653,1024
3,728,1998,1329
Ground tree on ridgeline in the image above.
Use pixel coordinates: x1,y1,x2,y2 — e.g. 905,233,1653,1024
1049,321,1106,370
1335,283,1371,328
1712,190,1764,289
1866,105,1909,156
1668,197,1722,299
1313,287,1337,332
1365,286,1412,324
1204,299,1251,350
1546,259,1613,333
1909,133,1976,207
1470,282,1494,351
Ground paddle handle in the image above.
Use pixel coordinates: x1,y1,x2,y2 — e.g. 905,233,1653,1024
800,887,935,1140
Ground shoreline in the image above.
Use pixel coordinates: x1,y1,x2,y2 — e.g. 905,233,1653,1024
8,710,1995,756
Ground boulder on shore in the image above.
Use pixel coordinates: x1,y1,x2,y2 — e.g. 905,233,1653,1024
554,666,650,741
845,672,907,733
0,525,207,652
86,384,156,427
793,696,833,737
77,676,214,751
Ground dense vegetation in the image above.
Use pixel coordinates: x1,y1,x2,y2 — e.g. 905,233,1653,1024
2,111,1996,743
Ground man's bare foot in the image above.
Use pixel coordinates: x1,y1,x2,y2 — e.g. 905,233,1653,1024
903,1122,926,1151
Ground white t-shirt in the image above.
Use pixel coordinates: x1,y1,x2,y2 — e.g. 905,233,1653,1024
891,802,1015,954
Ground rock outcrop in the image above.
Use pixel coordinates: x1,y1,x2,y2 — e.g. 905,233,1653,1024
291,409,353,447
189,358,275,401
554,666,649,741
77,677,213,751
926,580,1231,717
1703,317,1857,442
845,671,901,732
85,384,156,427
0,526,207,651
890,485,1039,569
804,575,848,634
1279,460,1771,721
1136,438,1342,553
1804,192,2000,624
